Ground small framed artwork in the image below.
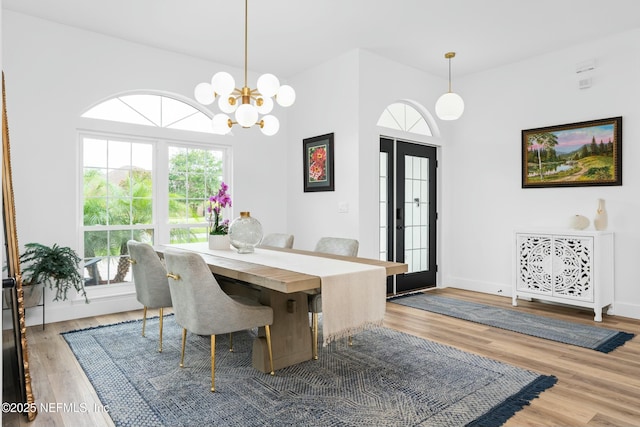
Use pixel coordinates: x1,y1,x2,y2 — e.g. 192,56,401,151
303,133,334,192
522,116,622,188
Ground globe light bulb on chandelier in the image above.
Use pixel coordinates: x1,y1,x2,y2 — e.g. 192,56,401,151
435,52,464,121
194,0,295,135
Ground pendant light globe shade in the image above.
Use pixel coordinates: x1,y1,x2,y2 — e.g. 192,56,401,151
256,96,274,114
435,92,464,120
194,82,215,105
276,85,296,107
212,114,232,135
260,115,280,136
257,73,280,98
218,95,238,113
211,72,235,96
235,104,259,127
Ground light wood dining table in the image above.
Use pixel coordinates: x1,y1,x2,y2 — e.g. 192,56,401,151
156,242,407,372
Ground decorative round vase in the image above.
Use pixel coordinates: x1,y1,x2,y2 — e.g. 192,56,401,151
594,198,608,231
208,234,230,250
228,212,263,254
569,215,590,230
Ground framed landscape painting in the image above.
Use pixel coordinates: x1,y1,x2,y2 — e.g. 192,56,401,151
522,117,622,188
303,133,334,192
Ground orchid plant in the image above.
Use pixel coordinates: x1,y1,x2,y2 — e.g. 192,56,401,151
208,182,232,235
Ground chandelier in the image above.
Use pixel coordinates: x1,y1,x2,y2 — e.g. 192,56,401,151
435,52,464,121
194,0,295,136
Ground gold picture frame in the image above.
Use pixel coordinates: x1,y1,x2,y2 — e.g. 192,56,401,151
3,72,37,421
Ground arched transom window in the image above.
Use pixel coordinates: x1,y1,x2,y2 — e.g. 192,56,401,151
377,102,432,136
82,93,214,134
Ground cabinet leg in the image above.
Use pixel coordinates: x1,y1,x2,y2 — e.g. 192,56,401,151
594,308,603,322
512,295,518,306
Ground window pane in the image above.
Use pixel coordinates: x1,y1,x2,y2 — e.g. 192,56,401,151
84,169,108,197
168,146,224,229
82,94,214,133
132,198,153,224
84,138,108,168
132,143,153,171
108,140,131,169
168,113,213,133
83,98,154,127
377,102,432,136
161,97,198,128
120,94,161,127
84,197,107,225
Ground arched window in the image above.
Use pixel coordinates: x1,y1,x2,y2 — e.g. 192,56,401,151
82,93,214,134
377,102,433,136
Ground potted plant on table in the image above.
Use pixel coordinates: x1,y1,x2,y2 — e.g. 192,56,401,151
207,182,232,250
19,242,89,304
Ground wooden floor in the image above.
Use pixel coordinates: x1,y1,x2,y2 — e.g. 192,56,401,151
3,288,640,426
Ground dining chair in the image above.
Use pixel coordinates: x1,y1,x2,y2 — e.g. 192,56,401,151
260,233,294,249
126,240,173,353
309,237,359,359
163,249,275,392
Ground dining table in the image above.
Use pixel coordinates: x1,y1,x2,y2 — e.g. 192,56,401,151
156,242,408,372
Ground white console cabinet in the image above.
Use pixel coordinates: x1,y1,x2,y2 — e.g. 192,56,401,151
513,230,614,321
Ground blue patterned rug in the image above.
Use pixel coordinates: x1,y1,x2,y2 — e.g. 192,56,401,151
390,293,634,353
63,316,555,427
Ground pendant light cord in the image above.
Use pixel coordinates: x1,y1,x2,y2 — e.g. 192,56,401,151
448,57,452,93
244,0,248,88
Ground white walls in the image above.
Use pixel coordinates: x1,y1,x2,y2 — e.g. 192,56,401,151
444,29,640,318
285,51,361,251
2,11,289,324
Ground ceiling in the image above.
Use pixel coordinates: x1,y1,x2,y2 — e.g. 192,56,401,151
4,0,640,79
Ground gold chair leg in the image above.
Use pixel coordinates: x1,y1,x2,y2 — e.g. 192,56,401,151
229,333,233,352
211,335,216,392
264,325,275,376
348,336,353,346
180,328,187,368
312,312,319,360
158,307,164,353
142,306,147,337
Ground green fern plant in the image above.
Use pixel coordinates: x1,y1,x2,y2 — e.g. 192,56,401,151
19,243,89,303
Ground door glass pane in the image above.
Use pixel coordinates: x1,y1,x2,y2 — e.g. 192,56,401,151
404,154,430,273
379,152,388,261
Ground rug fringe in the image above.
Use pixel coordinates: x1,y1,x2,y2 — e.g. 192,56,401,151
465,375,558,427
322,319,384,347
594,332,635,353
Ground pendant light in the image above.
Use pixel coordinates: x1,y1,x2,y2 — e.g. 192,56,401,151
435,52,464,120
194,0,295,136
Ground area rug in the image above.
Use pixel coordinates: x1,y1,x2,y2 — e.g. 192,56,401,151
62,316,556,427
390,293,634,353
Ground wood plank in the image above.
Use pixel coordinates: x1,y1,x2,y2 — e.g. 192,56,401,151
9,288,640,427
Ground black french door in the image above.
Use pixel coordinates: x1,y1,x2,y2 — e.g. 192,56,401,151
380,137,437,294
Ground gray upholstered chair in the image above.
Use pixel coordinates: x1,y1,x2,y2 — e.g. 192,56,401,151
260,233,294,249
309,237,359,359
163,249,275,392
127,240,173,353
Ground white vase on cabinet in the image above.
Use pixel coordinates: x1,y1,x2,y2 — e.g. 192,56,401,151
594,199,608,231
